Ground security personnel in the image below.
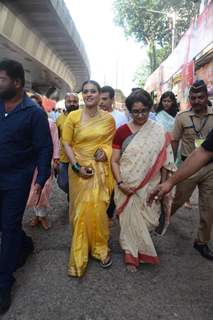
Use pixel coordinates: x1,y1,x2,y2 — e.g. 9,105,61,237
0,59,53,314
171,80,213,260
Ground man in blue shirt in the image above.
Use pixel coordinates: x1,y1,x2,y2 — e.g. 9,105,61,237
0,59,53,314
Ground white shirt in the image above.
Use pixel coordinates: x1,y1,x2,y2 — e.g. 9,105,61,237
49,110,60,122
110,110,129,128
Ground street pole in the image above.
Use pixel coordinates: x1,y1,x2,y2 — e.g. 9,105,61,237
171,10,176,51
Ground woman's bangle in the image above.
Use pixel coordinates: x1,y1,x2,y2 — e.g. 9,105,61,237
71,162,81,173
117,180,124,186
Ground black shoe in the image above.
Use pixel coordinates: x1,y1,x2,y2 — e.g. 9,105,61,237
193,242,213,261
16,237,34,269
0,288,11,315
99,256,112,269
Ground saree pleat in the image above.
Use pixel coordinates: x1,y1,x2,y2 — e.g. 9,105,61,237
63,110,115,277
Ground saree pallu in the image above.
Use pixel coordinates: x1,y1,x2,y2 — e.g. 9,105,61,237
62,110,115,277
114,120,175,267
156,110,175,133
156,110,181,167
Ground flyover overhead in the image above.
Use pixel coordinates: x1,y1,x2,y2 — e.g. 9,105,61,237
0,0,90,97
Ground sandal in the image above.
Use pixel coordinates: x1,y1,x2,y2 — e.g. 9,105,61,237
30,217,39,227
100,256,112,268
39,217,50,231
126,264,137,273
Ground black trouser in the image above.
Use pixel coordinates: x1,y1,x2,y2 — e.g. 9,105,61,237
181,155,187,162
107,190,116,219
0,183,32,289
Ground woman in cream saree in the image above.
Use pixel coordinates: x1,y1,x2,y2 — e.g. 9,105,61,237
112,92,175,272
63,80,115,277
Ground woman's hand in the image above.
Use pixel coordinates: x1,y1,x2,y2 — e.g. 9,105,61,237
118,182,135,196
78,166,94,179
94,148,107,162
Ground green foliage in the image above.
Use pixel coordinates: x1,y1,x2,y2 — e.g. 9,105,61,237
113,0,200,75
156,43,171,65
133,62,151,87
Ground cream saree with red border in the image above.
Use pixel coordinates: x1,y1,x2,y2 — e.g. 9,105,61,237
114,120,175,267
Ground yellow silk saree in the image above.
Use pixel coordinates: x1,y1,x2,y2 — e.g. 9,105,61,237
63,109,115,277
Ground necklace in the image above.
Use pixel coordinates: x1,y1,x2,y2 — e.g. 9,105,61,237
85,109,99,118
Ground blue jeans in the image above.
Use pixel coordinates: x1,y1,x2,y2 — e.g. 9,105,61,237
57,162,69,194
0,183,32,289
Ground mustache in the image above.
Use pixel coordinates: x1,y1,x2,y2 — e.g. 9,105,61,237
66,104,78,108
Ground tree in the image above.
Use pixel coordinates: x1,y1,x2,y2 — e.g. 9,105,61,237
133,62,151,87
113,0,200,73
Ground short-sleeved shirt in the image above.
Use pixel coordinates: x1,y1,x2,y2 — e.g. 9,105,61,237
113,124,132,149
172,107,213,157
202,129,213,152
56,112,69,163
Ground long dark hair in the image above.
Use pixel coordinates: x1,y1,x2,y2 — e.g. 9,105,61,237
157,91,179,117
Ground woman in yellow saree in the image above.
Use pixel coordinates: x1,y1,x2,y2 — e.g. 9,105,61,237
63,80,115,277
111,91,175,272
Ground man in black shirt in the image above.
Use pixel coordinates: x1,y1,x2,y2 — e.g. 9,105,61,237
202,128,213,152
148,129,213,201
148,129,213,259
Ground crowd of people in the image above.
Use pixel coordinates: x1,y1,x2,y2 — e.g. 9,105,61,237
0,58,213,314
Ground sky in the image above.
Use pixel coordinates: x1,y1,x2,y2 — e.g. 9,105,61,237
65,0,148,95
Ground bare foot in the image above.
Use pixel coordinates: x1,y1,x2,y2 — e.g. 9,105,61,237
126,264,137,273
39,217,50,230
30,217,39,227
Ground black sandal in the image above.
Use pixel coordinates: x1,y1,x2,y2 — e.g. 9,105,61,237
100,256,112,268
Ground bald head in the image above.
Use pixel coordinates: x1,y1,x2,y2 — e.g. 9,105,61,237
64,92,79,112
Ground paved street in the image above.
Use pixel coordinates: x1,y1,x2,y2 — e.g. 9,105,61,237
2,184,213,320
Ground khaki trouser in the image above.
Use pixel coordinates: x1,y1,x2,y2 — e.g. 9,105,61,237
171,162,213,243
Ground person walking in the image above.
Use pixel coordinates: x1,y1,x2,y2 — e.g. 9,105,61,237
155,91,179,233
99,85,128,128
170,80,213,260
56,93,79,197
111,91,175,272
27,94,60,230
0,59,53,314
99,86,129,221
63,80,115,277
